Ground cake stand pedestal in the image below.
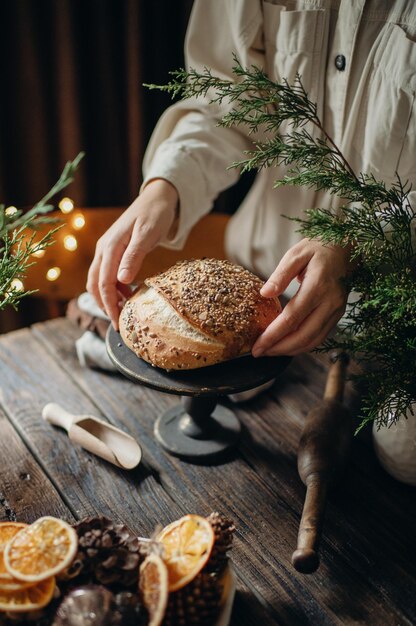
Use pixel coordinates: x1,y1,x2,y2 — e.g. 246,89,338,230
107,326,291,462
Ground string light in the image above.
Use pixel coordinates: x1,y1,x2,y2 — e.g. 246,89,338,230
10,279,24,291
5,206,18,216
46,267,61,281
72,212,85,230
26,208,89,287
63,234,78,251
59,197,74,214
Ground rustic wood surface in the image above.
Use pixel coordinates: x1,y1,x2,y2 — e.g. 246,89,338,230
0,317,415,625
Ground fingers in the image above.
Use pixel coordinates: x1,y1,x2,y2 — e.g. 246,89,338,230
260,246,312,297
253,281,346,356
86,229,130,329
87,223,150,327
254,239,351,357
86,251,104,310
117,221,157,284
117,248,147,284
98,245,126,329
87,222,152,329
253,271,322,356
86,181,179,328
258,305,344,357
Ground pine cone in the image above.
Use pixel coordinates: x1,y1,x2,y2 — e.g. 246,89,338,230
206,512,235,575
163,572,223,626
61,517,140,588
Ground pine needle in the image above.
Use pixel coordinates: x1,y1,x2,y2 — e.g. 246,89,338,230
0,152,84,310
146,60,416,429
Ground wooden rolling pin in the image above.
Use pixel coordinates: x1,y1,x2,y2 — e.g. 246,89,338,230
292,353,351,574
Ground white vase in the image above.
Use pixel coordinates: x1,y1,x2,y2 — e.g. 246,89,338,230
372,401,416,486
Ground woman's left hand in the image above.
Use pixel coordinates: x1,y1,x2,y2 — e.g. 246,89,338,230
252,238,351,357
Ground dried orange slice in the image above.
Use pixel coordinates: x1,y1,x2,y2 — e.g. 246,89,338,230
0,523,28,550
4,516,77,583
0,551,34,593
0,523,28,581
156,514,214,592
0,576,55,612
0,552,16,581
139,554,168,626
0,577,34,593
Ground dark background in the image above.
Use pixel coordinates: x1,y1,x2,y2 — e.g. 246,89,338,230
0,0,194,207
0,0,253,332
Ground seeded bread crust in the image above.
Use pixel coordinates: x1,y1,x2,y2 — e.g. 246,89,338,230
119,259,281,370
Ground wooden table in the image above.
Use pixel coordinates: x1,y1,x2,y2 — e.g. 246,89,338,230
0,318,415,625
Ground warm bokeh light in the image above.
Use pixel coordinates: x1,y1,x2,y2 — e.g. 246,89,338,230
59,197,74,214
63,234,78,251
10,278,24,291
32,247,46,258
46,267,61,281
5,206,18,216
72,212,85,230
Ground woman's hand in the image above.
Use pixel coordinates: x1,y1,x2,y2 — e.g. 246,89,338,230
87,178,178,329
252,239,351,357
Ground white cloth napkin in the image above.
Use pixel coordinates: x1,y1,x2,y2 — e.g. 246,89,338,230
76,330,116,371
74,293,116,372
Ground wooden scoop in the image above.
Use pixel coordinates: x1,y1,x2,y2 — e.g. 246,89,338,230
42,403,142,470
291,353,351,574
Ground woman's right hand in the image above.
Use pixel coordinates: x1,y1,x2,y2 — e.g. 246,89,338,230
86,178,178,329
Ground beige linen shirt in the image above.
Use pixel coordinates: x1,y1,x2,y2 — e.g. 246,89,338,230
143,0,416,295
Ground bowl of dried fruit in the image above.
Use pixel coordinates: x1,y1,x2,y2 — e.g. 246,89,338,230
0,512,235,625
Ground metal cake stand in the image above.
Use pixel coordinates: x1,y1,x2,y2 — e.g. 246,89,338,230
106,326,291,462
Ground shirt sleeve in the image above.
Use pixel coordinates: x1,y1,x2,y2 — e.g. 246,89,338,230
142,0,265,249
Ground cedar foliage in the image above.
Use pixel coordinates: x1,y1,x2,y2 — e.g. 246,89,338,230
0,153,83,311
146,58,416,430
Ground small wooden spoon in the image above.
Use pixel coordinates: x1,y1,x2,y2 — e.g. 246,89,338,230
42,403,142,470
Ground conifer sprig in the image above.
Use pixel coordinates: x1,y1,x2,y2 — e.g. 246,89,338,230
146,59,416,429
0,152,84,310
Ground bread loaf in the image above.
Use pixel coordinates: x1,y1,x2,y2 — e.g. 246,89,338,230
119,258,281,370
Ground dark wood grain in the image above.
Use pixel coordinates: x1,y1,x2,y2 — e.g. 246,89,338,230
31,319,416,626
33,322,311,625
233,372,416,625
0,327,184,532
0,327,271,626
0,407,73,523
0,318,414,625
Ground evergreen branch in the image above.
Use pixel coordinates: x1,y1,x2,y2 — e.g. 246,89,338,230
146,60,416,429
32,152,84,210
0,152,84,310
6,152,85,231
147,57,360,183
